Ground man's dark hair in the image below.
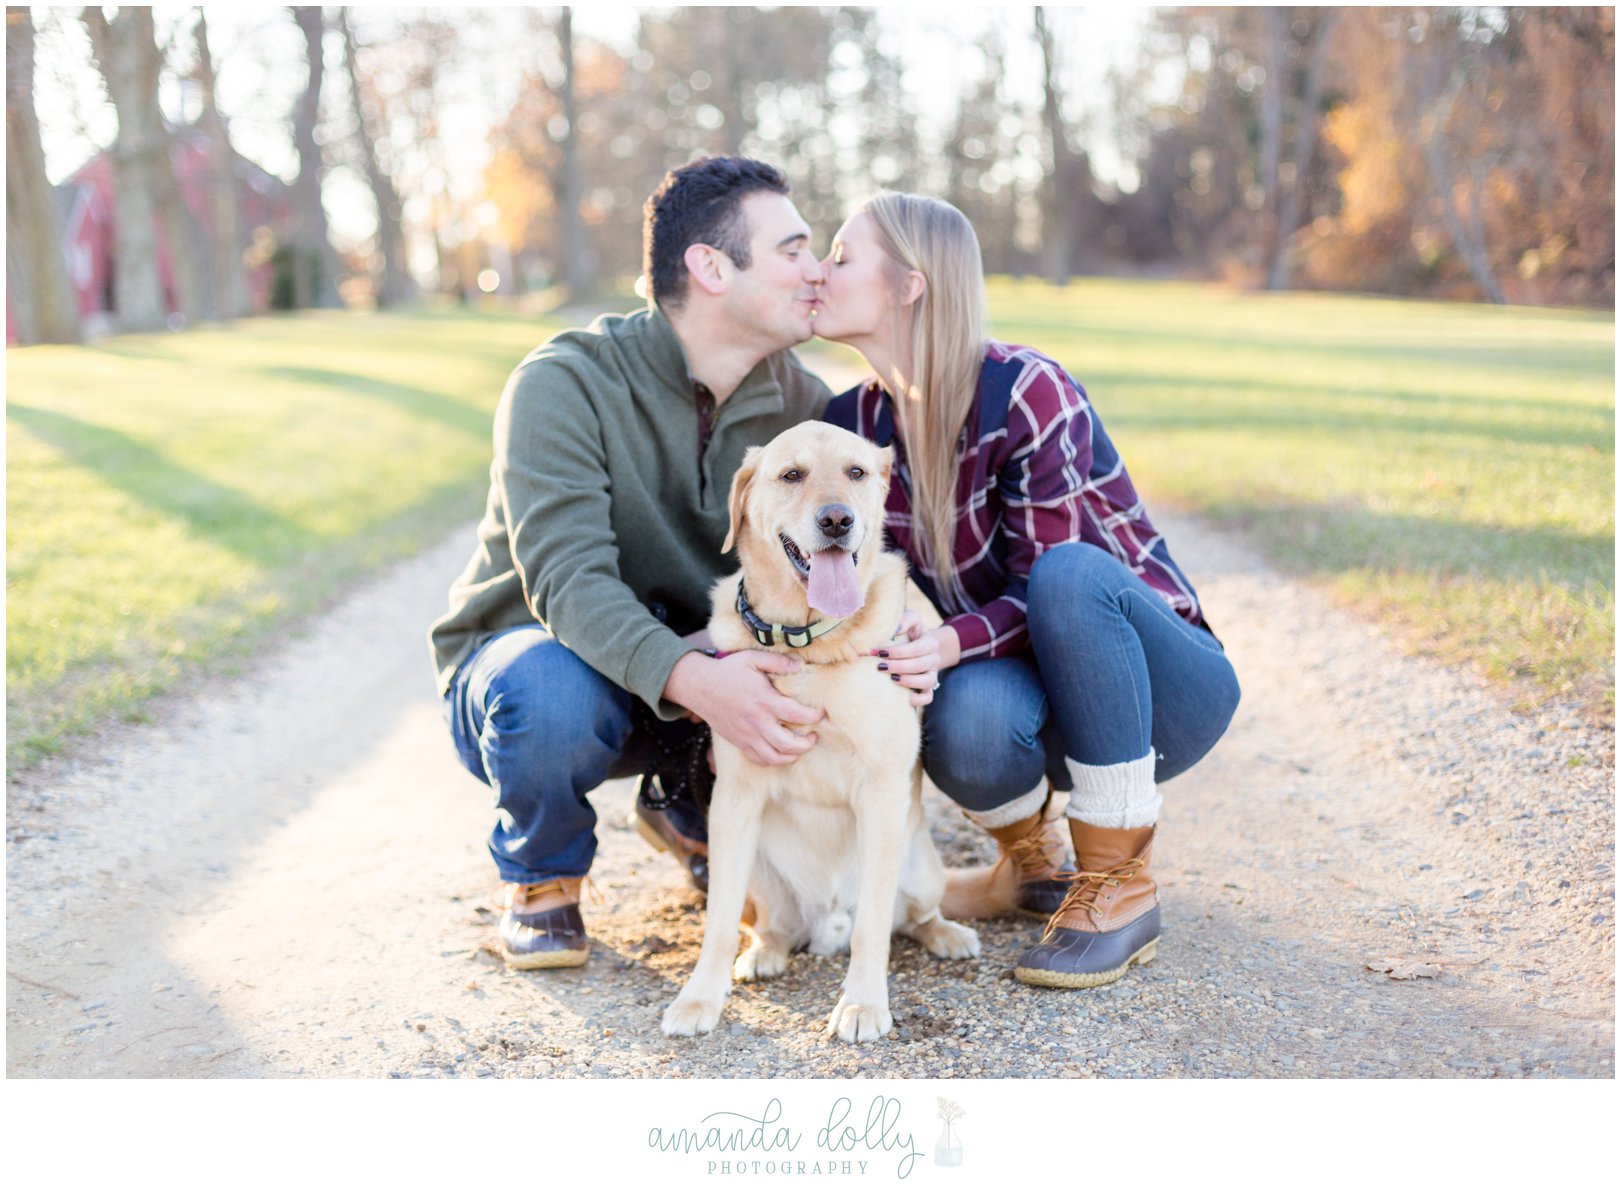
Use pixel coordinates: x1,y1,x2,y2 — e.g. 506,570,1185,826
643,156,791,307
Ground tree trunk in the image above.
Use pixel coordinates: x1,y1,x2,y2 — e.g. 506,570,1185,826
147,39,208,324
1266,9,1337,291
1419,65,1507,304
556,7,595,301
1256,7,1287,270
290,6,342,308
194,11,250,320
712,7,747,156
7,8,81,343
82,7,170,332
1034,6,1079,284
338,8,414,306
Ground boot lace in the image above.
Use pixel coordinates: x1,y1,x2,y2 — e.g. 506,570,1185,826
1040,857,1146,942
998,822,1068,883
988,793,1069,884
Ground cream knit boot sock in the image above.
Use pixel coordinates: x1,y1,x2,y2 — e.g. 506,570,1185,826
964,780,1051,830
1063,752,1160,830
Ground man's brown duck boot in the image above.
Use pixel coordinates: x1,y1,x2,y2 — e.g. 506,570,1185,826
980,791,1076,917
499,877,590,970
1014,821,1159,988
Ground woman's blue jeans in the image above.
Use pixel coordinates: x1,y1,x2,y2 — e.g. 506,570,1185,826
922,543,1241,813
444,626,658,884
447,545,1241,879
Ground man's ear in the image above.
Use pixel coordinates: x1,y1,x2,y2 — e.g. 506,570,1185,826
684,243,729,298
899,270,926,307
722,447,761,554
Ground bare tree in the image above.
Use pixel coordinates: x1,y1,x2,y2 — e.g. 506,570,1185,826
940,28,1027,275
7,8,81,343
289,6,341,308
1256,7,1287,267
1400,12,1507,305
1418,70,1505,303
193,10,249,320
706,7,747,157
1033,7,1100,283
1034,6,1076,282
1266,9,1338,290
555,7,595,301
337,7,413,306
82,6,187,331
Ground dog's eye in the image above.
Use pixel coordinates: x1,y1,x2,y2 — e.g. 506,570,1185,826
780,469,803,483
848,467,866,481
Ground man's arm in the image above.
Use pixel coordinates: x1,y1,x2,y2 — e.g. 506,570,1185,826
496,359,692,716
497,359,824,759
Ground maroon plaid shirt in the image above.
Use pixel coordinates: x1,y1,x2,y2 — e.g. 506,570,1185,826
824,340,1209,660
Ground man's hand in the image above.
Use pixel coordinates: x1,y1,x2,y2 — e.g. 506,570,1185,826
873,611,961,708
664,651,824,766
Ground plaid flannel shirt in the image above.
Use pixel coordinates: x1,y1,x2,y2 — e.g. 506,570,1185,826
824,340,1209,660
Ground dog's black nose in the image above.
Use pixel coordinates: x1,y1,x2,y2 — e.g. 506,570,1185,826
816,503,855,540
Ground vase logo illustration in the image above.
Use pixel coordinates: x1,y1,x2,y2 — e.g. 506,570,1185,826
933,1097,965,1167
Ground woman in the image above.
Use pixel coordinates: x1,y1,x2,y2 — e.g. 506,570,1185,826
814,192,1240,989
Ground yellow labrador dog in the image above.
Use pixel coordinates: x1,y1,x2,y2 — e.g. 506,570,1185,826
661,422,980,1043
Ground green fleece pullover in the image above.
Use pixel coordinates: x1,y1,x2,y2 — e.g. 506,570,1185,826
429,306,831,717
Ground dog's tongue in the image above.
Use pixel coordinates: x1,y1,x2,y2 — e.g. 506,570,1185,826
807,548,863,617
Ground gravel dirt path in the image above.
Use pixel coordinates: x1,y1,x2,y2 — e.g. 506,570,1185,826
7,511,1613,1079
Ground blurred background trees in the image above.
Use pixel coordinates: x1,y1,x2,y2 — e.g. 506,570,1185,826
7,7,81,342
9,5,1613,344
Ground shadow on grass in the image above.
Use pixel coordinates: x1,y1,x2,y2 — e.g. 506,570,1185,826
7,402,316,561
1193,493,1613,590
1000,315,1615,380
75,309,556,377
1085,371,1613,450
260,366,493,438
5,464,488,775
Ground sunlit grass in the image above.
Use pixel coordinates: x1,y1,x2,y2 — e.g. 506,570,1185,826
6,305,569,771
976,277,1614,719
7,283,1613,773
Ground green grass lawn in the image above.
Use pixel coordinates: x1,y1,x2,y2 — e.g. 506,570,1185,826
5,304,576,771
6,282,1613,773
968,277,1614,721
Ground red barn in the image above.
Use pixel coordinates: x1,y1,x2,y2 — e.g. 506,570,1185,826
8,124,295,342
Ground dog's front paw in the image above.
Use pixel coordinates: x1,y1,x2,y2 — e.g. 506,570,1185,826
825,993,893,1043
918,916,981,960
735,942,789,982
662,990,727,1037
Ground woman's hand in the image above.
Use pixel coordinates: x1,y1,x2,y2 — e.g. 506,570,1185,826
874,612,961,707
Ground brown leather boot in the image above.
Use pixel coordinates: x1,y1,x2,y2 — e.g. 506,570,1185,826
1014,821,1159,988
981,793,1076,917
635,793,709,894
499,877,590,970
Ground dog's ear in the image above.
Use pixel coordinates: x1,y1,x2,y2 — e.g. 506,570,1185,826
722,446,762,554
874,445,895,495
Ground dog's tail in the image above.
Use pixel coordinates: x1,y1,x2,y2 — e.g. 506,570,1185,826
940,861,1019,920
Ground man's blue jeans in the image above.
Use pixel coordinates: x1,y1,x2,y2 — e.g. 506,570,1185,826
922,543,1241,813
446,545,1239,879
444,626,658,884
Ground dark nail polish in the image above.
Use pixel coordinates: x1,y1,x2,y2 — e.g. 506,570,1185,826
890,673,899,682
877,662,889,671
877,650,890,658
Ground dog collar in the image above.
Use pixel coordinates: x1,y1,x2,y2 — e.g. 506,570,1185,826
735,579,845,649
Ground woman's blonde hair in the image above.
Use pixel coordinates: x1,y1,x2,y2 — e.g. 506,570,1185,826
861,192,987,602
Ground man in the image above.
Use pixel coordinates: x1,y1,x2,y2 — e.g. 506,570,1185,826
430,157,832,969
